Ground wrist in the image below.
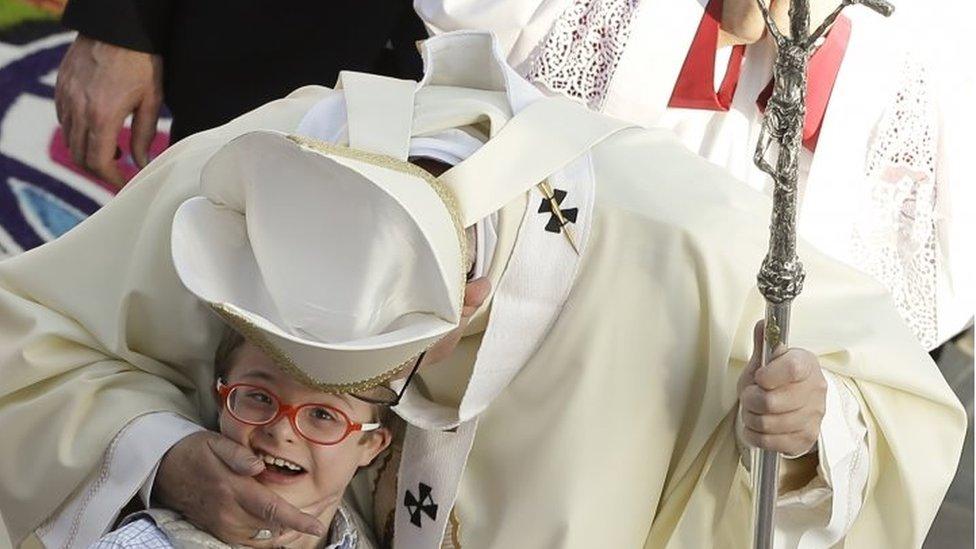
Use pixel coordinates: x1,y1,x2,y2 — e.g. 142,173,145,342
152,430,211,507
783,440,819,460
89,35,153,64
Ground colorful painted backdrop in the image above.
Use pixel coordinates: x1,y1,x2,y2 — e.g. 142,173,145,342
0,0,169,259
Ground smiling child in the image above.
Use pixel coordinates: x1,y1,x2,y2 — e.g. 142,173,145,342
93,328,392,549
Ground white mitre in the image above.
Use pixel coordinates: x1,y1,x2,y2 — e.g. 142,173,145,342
170,130,468,395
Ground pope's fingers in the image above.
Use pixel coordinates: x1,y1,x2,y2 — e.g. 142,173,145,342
207,435,265,476
749,319,764,366
742,320,787,370
236,485,327,538
740,408,821,435
259,499,330,547
238,526,302,549
258,530,304,548
739,383,806,415
753,348,817,390
741,427,818,456
752,318,790,358
739,320,766,393
741,325,790,395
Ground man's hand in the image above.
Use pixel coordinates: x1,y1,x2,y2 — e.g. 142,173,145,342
418,277,491,369
720,0,844,47
721,0,770,46
153,431,327,546
737,320,827,457
55,35,163,187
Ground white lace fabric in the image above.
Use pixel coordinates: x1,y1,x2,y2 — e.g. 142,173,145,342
526,0,642,109
850,57,939,349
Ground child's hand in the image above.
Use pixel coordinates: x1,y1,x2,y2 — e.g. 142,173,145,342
154,431,328,546
736,320,828,458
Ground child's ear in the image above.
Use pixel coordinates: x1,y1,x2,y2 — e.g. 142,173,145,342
213,376,227,408
358,427,393,467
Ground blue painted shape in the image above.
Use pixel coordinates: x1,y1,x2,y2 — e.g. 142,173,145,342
11,179,85,238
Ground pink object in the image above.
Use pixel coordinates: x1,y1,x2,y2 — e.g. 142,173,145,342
49,125,170,193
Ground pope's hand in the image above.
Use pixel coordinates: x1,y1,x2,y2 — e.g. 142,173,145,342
736,321,827,457
153,431,327,547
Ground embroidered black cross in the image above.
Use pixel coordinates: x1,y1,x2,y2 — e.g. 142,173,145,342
537,188,578,234
404,482,438,527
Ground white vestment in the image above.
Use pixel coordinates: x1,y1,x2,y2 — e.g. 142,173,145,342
0,30,964,549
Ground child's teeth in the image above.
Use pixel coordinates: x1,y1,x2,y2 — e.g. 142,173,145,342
260,453,303,472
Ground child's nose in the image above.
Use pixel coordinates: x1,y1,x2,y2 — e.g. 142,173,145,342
263,414,299,444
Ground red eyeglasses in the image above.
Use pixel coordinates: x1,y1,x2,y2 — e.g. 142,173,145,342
216,380,380,446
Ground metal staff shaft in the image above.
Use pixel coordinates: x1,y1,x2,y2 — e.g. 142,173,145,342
752,303,791,549
749,1,892,547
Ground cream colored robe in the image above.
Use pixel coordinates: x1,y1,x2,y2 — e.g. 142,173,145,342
0,65,964,549
421,128,965,547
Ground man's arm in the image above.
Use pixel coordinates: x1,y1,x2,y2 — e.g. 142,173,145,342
0,86,335,547
61,0,174,55
36,413,203,548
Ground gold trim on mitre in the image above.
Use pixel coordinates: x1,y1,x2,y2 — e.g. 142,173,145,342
210,303,429,394
207,135,468,395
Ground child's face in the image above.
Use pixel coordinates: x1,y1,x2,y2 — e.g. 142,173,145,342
219,341,391,512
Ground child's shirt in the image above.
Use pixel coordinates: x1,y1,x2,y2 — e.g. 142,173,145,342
92,503,373,549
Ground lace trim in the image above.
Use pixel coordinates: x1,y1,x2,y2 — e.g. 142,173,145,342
526,0,641,110
837,379,867,532
850,57,939,349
